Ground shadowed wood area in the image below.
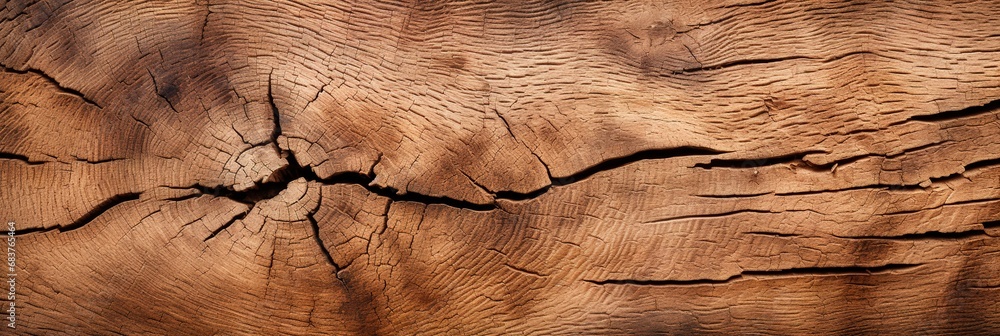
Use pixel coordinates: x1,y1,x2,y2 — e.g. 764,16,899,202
2,0,1000,334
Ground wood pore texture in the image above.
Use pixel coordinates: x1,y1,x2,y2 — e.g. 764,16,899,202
2,0,1000,334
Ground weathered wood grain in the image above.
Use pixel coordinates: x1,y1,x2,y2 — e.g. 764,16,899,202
2,0,1000,334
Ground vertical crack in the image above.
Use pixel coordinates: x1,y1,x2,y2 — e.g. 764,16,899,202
267,70,283,149
308,207,346,285
268,70,345,285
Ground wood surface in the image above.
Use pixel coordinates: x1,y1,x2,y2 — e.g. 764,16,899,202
2,0,1000,334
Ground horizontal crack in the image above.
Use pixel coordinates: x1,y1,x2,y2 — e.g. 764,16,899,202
742,231,800,238
643,209,776,224
493,146,726,202
583,263,923,286
0,151,48,165
834,221,1000,240
678,55,813,74
693,150,827,170
889,96,1000,127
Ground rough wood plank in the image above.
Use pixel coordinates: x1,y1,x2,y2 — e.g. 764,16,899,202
2,0,1000,334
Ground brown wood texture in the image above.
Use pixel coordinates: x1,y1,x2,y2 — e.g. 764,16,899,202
3,0,1000,334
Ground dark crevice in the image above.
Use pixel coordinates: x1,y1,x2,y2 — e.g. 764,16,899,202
222,77,726,211
774,183,925,197
556,147,724,185
306,184,345,282
199,0,212,42
191,183,285,206
880,197,1000,217
307,211,345,283
203,210,246,242
1,65,102,109
164,193,202,202
73,157,126,164
887,140,953,158
743,231,800,237
693,191,773,198
715,0,777,10
379,200,392,235
922,156,1000,186
147,69,179,113
961,156,1000,172
461,171,493,195
17,193,141,236
493,146,724,202
693,150,827,170
643,209,776,224
267,70,282,146
677,56,813,74
833,228,995,241
319,172,498,211
889,97,1000,127
0,151,47,165
492,104,557,189
583,263,923,286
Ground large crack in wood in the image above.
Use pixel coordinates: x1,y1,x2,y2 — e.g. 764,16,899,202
1,64,102,109
203,209,248,242
583,263,924,286
494,146,726,202
307,209,346,284
693,150,828,170
0,151,48,165
16,192,141,235
832,227,999,241
889,96,1000,127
